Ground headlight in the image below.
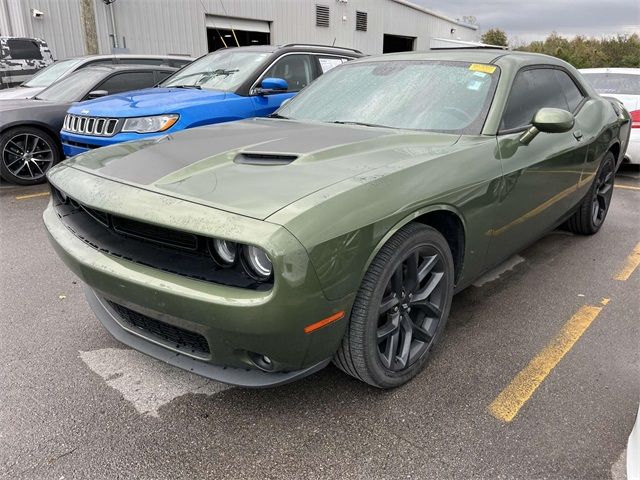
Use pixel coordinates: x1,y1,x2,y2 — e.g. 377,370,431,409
121,114,179,133
242,245,273,280
209,239,237,267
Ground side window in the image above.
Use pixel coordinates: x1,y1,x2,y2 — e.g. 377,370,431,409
317,56,346,74
6,39,43,60
501,68,570,131
262,54,314,92
95,72,156,95
554,70,584,112
154,70,173,83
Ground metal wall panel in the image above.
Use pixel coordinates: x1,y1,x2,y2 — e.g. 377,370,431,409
3,0,480,59
0,0,85,59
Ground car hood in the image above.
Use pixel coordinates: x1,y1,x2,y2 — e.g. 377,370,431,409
0,86,43,100
62,118,462,220
67,87,230,117
0,98,68,113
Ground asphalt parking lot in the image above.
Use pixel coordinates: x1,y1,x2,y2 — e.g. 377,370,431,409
1,166,639,480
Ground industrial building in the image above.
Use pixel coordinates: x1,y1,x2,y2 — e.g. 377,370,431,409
0,0,480,59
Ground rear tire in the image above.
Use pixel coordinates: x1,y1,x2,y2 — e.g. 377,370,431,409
0,126,60,185
333,223,454,388
566,152,615,235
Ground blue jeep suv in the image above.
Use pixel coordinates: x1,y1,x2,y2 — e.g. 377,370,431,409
60,44,361,157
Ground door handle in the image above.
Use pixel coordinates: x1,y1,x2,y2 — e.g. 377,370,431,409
573,130,583,141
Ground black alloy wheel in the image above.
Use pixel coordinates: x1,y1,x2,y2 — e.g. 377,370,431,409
334,223,454,388
377,246,446,371
0,127,59,185
566,151,616,235
591,158,614,228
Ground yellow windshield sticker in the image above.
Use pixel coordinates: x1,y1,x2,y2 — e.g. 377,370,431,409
469,63,497,74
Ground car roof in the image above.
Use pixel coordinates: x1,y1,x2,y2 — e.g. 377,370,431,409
212,44,363,57
579,67,640,75
70,53,193,61
350,49,571,67
80,64,177,73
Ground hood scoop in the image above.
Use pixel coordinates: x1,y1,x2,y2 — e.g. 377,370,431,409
234,152,298,166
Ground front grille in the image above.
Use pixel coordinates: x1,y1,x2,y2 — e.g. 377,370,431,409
63,114,120,137
106,300,210,356
112,215,198,251
49,185,272,290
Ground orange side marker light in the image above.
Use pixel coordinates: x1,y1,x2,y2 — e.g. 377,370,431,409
304,311,345,334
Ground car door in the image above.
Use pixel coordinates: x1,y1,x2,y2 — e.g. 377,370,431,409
485,67,589,266
251,53,315,117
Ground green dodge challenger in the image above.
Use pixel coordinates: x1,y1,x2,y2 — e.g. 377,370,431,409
44,50,631,388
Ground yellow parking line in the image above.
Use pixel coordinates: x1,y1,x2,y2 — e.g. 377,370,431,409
15,191,50,200
489,301,607,422
615,184,640,191
614,243,640,281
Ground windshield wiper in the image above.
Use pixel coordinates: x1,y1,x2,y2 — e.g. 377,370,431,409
169,84,202,89
210,68,238,76
268,113,289,119
331,120,393,129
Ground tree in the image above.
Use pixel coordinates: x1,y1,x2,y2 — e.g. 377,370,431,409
481,28,508,47
516,33,640,68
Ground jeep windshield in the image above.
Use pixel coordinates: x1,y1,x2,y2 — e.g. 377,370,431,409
277,60,500,134
161,50,270,92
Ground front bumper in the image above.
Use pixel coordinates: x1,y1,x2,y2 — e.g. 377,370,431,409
61,130,165,157
86,287,331,387
44,167,352,387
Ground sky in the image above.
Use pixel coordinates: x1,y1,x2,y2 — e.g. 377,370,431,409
415,0,640,45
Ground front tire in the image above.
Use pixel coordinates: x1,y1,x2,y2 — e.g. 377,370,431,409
334,223,454,388
566,152,615,235
0,127,60,185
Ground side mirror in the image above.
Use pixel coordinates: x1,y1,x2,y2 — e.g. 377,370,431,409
255,77,288,95
87,90,108,100
520,107,574,145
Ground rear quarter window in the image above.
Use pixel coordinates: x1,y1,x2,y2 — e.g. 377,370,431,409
554,70,584,112
6,39,43,60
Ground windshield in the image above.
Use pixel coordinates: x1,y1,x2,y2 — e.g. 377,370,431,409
278,60,500,133
36,68,106,102
161,49,270,91
581,73,640,95
23,58,85,88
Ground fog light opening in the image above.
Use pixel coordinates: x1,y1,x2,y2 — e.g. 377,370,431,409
249,352,275,372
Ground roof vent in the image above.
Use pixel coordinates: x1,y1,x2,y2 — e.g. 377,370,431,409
356,11,367,32
316,5,330,27
234,152,298,166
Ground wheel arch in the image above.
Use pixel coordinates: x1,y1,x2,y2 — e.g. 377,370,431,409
364,205,467,286
0,121,63,156
608,141,621,164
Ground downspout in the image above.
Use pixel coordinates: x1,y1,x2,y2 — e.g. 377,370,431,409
106,0,119,49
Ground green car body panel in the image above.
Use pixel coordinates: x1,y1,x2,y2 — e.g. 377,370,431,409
44,50,630,387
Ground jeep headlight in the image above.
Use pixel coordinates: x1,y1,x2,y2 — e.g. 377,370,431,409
122,114,179,133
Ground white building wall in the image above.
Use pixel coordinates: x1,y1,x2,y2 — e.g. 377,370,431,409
1,0,479,59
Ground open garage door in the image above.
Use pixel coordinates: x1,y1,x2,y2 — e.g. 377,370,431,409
383,34,416,53
206,15,271,52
